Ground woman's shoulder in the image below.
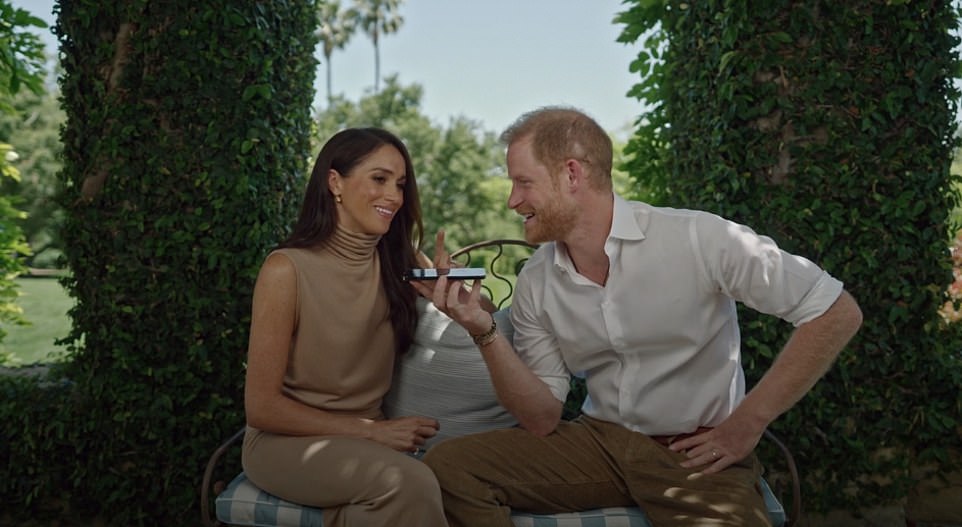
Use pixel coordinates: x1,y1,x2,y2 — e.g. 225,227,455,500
268,247,326,268
250,252,299,299
258,250,297,281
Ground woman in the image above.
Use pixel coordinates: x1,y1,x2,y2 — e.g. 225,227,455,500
241,128,446,527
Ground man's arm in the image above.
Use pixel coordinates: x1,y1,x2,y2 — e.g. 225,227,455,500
671,289,862,472
467,312,564,436
736,289,862,430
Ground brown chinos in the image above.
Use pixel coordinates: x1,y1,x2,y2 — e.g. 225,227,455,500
422,415,771,527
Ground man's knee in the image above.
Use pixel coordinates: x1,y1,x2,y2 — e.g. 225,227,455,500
424,432,512,492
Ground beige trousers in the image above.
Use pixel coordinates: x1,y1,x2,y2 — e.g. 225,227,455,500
242,427,446,527
422,415,771,527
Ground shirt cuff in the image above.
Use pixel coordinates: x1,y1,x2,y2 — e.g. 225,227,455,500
786,273,845,326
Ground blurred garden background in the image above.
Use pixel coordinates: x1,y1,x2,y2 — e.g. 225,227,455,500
1,1,962,526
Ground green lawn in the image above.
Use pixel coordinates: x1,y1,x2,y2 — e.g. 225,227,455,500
1,276,74,365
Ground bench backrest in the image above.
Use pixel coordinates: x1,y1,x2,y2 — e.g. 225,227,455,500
451,239,539,309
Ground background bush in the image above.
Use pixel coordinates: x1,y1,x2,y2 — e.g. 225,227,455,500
1,0,318,524
618,0,962,514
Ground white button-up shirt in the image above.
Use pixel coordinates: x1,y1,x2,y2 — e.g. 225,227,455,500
511,195,843,436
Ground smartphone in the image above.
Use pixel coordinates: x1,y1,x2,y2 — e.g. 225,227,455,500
403,268,486,281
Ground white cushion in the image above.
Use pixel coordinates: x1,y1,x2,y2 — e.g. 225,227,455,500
382,297,519,447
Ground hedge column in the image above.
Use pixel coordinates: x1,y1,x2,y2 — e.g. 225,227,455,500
55,1,316,523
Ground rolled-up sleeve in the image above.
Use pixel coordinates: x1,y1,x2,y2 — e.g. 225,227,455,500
693,213,844,327
511,266,572,403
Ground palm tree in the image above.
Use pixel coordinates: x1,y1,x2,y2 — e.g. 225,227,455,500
317,0,356,105
351,0,404,93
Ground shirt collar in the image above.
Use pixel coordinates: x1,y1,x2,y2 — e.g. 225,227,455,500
611,193,646,241
552,193,646,272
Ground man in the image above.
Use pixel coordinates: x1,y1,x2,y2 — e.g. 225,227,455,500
417,107,862,526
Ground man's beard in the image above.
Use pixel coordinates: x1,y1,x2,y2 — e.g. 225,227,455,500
524,195,578,244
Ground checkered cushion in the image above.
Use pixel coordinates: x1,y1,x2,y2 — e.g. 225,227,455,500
511,507,650,527
215,472,322,527
215,472,785,527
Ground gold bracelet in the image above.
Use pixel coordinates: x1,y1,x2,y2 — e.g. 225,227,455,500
470,318,498,347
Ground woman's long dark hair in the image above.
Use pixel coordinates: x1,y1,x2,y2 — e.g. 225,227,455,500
279,128,423,354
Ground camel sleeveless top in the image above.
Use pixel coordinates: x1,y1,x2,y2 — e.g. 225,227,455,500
273,226,394,420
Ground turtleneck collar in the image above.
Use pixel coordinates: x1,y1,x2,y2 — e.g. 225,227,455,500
328,224,381,262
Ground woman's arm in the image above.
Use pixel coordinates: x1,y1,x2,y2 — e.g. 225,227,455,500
244,253,438,450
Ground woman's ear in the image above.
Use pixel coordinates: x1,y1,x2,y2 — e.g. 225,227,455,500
327,169,342,196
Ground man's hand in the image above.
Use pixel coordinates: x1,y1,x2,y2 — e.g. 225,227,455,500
410,230,491,333
667,414,766,474
670,291,862,474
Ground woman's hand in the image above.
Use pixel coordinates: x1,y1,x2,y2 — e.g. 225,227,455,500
366,416,440,452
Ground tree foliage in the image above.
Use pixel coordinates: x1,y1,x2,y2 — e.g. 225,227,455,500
0,142,29,348
317,0,355,105
350,0,404,93
618,0,962,514
0,0,47,102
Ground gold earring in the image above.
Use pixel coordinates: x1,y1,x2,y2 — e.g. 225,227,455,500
335,194,342,204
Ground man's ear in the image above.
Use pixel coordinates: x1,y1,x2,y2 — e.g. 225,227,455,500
327,169,341,195
564,158,586,193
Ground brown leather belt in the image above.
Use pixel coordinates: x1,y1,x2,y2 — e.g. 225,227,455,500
650,426,713,447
